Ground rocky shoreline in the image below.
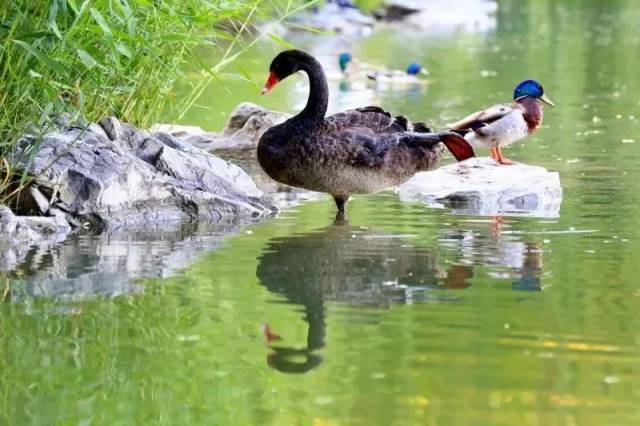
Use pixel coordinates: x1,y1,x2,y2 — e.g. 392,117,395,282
5,111,277,227
1,101,563,285
1,106,282,273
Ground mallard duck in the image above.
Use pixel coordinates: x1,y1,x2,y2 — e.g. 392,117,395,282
326,52,374,80
448,79,555,165
338,52,352,75
366,62,429,84
258,49,474,218
322,52,355,80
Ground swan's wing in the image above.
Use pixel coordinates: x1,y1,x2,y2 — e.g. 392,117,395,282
324,106,419,135
315,124,445,169
448,103,515,131
316,106,456,169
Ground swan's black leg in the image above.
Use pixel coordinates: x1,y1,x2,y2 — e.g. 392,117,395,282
333,195,349,220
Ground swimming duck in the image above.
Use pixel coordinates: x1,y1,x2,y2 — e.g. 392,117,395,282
366,62,429,84
338,52,352,75
328,52,374,80
258,49,474,218
448,79,555,165
323,52,355,80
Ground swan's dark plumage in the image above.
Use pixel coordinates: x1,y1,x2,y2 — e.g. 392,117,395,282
258,50,474,215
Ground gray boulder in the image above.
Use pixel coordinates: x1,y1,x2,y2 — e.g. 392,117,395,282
152,102,290,151
397,157,563,218
11,117,275,229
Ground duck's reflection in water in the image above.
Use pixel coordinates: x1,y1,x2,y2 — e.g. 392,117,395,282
256,221,472,373
512,242,544,291
439,221,546,292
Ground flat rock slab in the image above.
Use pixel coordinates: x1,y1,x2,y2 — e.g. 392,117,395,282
397,157,562,218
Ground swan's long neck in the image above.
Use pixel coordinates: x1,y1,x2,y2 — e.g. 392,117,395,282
296,55,329,123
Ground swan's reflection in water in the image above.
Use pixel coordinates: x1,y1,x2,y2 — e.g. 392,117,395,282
256,221,473,373
257,217,548,373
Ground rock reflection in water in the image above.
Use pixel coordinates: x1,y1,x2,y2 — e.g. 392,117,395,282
5,222,243,302
256,222,473,373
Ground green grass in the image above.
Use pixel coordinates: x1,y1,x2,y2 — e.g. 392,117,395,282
0,0,315,204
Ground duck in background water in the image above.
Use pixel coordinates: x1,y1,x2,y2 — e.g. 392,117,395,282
338,52,352,75
327,52,374,80
448,79,555,165
258,49,474,218
367,62,429,84
322,52,354,80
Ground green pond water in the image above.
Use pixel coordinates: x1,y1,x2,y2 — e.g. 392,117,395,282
3,0,640,424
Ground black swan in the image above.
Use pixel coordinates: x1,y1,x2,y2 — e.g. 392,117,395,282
257,49,474,217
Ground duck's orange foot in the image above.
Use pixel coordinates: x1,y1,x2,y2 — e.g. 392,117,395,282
497,157,516,165
492,147,516,165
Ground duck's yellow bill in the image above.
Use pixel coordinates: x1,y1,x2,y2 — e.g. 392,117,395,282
541,94,555,107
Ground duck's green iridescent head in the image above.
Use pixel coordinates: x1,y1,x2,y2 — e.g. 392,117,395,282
513,79,555,106
338,52,352,73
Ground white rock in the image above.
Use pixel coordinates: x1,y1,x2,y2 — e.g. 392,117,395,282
397,157,563,218
28,186,50,214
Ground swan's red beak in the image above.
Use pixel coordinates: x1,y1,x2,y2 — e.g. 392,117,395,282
261,72,279,95
262,323,281,343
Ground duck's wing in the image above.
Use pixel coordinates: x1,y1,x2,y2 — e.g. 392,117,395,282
448,103,516,132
